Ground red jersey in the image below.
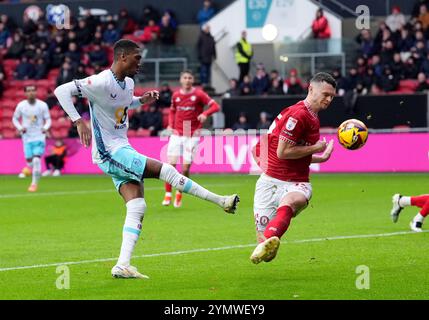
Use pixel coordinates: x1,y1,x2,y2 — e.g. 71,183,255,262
255,100,320,182
168,88,220,136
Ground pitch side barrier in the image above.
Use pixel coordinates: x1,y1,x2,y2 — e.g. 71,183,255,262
222,93,429,130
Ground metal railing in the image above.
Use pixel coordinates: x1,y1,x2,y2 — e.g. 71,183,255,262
139,57,188,87
280,52,346,78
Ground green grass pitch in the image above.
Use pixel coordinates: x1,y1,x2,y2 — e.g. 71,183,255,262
0,173,428,300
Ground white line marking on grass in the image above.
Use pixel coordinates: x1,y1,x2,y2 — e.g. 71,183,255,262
0,183,237,199
0,230,427,272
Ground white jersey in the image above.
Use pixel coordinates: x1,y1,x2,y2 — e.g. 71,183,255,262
74,69,136,164
12,99,51,144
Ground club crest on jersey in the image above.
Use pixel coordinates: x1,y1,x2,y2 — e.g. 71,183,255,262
286,117,298,131
175,97,181,102
190,95,196,101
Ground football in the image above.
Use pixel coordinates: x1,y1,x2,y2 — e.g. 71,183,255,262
337,119,368,150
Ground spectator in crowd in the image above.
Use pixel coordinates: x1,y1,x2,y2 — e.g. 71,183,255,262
64,42,81,68
22,14,37,35
373,22,392,55
269,69,283,84
56,62,74,87
391,52,405,79
74,64,89,79
45,89,58,109
240,74,253,95
235,30,252,83
284,75,305,95
35,23,49,44
362,67,377,93
252,63,270,95
162,10,178,30
157,82,173,108
1,14,17,34
418,3,429,29
355,29,374,58
223,78,240,98
141,104,163,136
369,54,383,77
5,33,25,59
138,19,160,43
139,5,160,28
159,14,176,45
377,65,399,92
116,8,137,35
34,58,48,79
14,56,35,80
311,8,331,39
398,27,415,53
256,111,272,130
33,44,50,64
75,19,92,46
0,22,10,49
129,106,145,130
338,67,360,114
197,0,216,26
88,44,108,67
416,71,429,91
103,22,121,45
283,68,303,92
386,6,406,32
380,39,396,66
42,139,67,177
197,24,216,86
232,112,250,131
403,56,420,78
267,77,285,95
0,64,4,98
356,56,367,76
412,0,429,17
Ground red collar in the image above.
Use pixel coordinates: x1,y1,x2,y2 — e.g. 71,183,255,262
303,99,318,119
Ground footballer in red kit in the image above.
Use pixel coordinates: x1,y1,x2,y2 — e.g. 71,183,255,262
163,70,220,207
250,72,337,264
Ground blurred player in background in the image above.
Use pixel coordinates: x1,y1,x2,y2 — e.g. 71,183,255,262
54,39,239,279
250,72,336,264
391,193,428,232
12,85,51,192
162,70,220,208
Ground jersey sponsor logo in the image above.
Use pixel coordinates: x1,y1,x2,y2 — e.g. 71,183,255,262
286,117,298,131
114,107,128,129
178,106,196,111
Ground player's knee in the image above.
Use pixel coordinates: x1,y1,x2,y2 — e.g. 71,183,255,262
126,197,147,214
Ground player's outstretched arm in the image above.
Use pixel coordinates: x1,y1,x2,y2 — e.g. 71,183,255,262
130,90,160,109
277,139,328,160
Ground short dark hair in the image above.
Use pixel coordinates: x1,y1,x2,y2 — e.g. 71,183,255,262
24,85,36,92
310,72,337,89
180,69,194,77
113,39,140,60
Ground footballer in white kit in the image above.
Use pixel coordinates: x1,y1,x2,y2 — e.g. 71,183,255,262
12,85,51,192
54,39,239,279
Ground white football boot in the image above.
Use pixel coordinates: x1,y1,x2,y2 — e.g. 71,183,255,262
410,221,423,232
250,236,281,264
390,194,403,223
223,194,240,214
111,265,149,279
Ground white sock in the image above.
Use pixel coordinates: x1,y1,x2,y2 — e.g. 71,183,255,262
413,213,425,223
26,161,33,168
159,163,224,207
399,196,411,207
117,198,146,267
32,157,41,185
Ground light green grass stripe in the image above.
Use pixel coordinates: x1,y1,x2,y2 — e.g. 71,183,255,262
0,230,427,272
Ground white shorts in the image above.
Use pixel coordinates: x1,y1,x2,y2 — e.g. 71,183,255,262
253,173,312,232
167,134,200,164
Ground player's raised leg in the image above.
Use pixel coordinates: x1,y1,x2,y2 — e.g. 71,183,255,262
147,158,239,213
111,182,149,279
250,192,307,264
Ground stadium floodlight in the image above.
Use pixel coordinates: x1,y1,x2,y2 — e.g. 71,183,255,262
261,24,278,41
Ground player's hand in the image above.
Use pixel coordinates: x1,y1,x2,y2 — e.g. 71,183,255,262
197,114,207,123
75,119,91,148
20,128,27,134
320,139,334,161
314,138,328,153
140,90,159,105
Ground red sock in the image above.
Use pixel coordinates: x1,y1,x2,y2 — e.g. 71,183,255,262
264,205,294,239
165,182,172,193
411,195,429,208
420,199,429,217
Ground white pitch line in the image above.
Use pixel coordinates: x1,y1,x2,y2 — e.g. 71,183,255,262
0,183,237,199
0,230,427,272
